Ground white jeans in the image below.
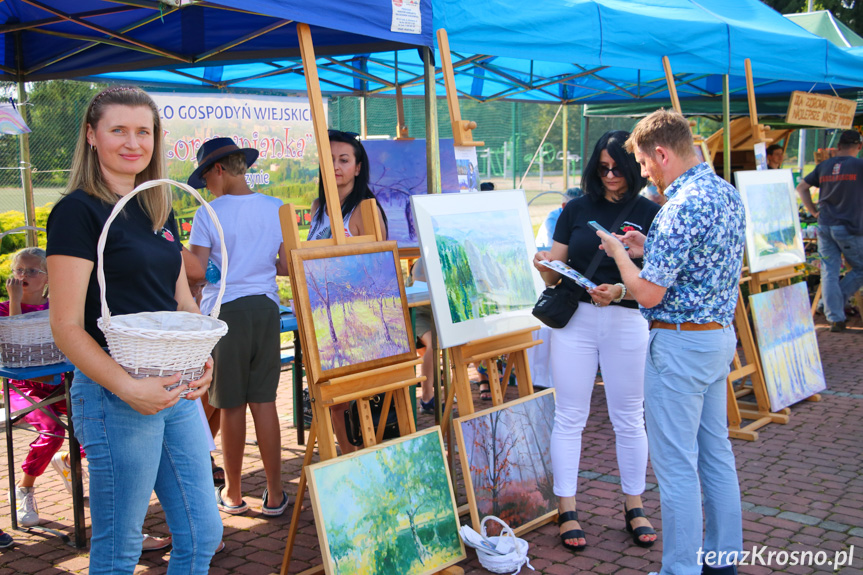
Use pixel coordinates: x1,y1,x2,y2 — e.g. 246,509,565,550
549,302,649,497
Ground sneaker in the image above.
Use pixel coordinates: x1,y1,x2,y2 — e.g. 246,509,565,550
830,321,847,333
51,451,86,494
12,486,39,527
0,530,13,549
420,397,435,414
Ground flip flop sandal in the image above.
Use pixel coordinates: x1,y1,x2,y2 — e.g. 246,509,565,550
477,379,492,401
216,486,249,515
142,533,172,552
261,488,290,517
215,540,226,554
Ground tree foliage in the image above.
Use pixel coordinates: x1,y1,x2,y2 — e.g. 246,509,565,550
762,0,863,37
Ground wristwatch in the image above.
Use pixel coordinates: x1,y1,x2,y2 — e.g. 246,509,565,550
612,282,626,303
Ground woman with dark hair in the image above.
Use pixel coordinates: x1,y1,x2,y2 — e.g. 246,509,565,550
308,130,387,240
533,130,660,553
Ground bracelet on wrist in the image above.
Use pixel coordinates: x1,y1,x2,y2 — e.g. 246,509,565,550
612,282,626,303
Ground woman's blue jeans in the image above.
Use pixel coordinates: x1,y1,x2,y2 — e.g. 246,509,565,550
71,369,222,574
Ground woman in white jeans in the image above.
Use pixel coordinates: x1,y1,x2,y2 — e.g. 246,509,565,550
534,130,660,553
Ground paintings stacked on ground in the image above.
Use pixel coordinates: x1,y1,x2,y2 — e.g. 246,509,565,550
412,190,544,348
750,282,826,411
455,390,557,536
291,242,414,379
364,139,460,249
735,169,805,273
307,428,465,575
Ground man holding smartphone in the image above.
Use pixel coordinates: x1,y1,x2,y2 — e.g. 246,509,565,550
596,110,746,575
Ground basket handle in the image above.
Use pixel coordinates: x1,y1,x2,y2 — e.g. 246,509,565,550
480,515,517,543
0,225,46,241
96,178,228,326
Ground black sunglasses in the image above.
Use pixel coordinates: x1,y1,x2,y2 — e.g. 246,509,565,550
598,165,624,178
328,129,360,139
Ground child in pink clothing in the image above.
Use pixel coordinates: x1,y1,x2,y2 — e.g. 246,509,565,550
2,247,83,527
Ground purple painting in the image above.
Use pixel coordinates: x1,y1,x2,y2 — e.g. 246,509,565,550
364,139,460,248
304,250,410,371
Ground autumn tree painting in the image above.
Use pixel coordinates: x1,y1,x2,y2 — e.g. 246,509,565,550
308,429,464,575
302,249,410,372
456,391,557,535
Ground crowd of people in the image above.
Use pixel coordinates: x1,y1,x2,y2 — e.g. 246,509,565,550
0,84,853,575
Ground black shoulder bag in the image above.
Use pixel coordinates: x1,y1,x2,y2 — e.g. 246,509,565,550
532,197,640,329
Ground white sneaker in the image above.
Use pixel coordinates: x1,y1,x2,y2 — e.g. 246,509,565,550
12,486,39,527
51,451,86,494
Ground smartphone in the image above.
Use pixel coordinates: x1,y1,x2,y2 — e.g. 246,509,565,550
588,220,611,235
588,220,629,249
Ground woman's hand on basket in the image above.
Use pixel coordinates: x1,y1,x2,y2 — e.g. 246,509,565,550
120,374,187,415
182,357,213,401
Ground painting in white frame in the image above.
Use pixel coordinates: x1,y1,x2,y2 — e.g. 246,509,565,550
411,190,544,348
735,169,805,273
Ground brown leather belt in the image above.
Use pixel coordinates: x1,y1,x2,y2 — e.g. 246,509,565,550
650,320,725,331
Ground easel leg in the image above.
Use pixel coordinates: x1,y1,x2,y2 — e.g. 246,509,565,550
281,424,317,575
487,358,505,405
512,350,535,397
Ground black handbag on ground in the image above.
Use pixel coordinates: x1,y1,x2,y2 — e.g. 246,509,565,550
344,393,400,446
532,197,640,328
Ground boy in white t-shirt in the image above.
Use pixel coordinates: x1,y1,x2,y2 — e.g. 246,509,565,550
188,138,290,517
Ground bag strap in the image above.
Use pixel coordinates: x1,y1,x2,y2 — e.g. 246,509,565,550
583,196,640,280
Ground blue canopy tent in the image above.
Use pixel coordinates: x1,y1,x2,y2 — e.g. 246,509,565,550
83,0,863,107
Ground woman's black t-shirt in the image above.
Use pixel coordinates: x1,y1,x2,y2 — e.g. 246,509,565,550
46,189,183,347
552,194,661,309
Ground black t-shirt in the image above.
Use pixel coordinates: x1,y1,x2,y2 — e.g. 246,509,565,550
46,189,182,347
803,155,863,235
552,195,661,309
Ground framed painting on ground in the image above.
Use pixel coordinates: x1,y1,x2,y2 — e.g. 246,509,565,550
411,189,544,348
750,282,826,411
734,169,805,273
364,138,460,250
306,427,465,575
290,241,415,380
454,389,557,536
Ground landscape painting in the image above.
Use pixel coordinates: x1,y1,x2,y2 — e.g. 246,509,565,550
307,428,465,575
293,243,414,378
735,169,805,273
364,139,460,248
412,190,544,348
455,390,557,536
750,282,826,411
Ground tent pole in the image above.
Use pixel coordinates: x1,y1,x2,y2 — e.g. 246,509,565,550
360,95,368,139
723,75,731,182
16,34,37,247
581,110,589,181
562,105,569,192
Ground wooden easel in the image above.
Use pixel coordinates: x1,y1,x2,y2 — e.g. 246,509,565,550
727,282,790,441
279,23,460,575
438,29,483,147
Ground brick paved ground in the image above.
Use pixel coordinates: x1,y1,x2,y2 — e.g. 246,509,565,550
0,313,860,574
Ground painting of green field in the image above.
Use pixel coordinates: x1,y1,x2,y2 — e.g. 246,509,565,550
308,428,464,575
304,250,410,372
431,209,537,323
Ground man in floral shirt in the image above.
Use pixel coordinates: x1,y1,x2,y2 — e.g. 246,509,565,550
597,109,745,575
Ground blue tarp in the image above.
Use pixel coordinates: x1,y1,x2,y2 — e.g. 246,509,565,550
0,0,432,82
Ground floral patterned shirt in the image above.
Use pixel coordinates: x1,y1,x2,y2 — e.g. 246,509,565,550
639,163,745,325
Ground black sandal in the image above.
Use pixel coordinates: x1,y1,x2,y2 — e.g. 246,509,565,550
558,510,586,552
624,505,656,548
477,379,492,401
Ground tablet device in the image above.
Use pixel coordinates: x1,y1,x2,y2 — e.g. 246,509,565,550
539,260,597,290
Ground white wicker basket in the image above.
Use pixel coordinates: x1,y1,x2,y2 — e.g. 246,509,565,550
96,179,228,385
0,225,64,368
0,309,65,368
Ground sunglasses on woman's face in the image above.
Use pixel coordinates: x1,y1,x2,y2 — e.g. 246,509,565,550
598,165,624,178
